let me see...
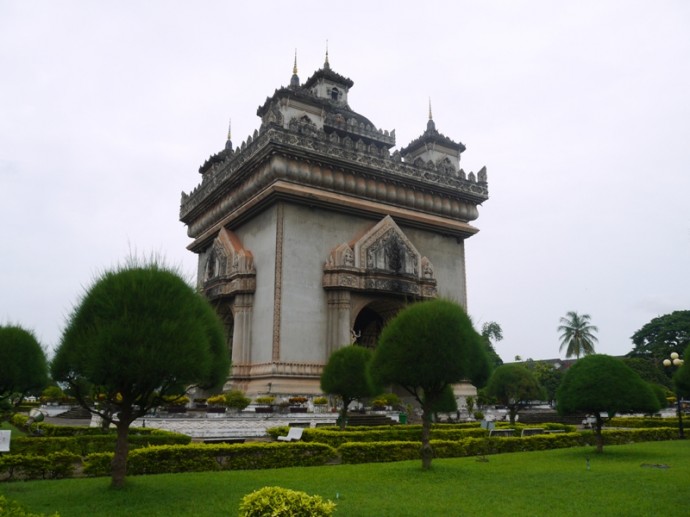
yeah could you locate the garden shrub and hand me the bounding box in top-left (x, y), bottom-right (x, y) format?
top-left (82, 453), bottom-right (113, 477)
top-left (267, 424), bottom-right (575, 447)
top-left (128, 444), bottom-right (220, 474)
top-left (238, 486), bottom-right (335, 517)
top-left (225, 390), bottom-right (251, 410)
top-left (206, 394), bottom-right (226, 406)
top-left (0, 451), bottom-right (80, 481)
top-left (0, 495), bottom-right (60, 517)
top-left (9, 431), bottom-right (190, 456)
top-left (339, 441), bottom-right (421, 464)
top-left (84, 442), bottom-right (338, 477)
top-left (336, 429), bottom-right (674, 464)
top-left (608, 417), bottom-right (678, 429)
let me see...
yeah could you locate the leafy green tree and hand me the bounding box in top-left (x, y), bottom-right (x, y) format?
top-left (321, 345), bottom-right (379, 429)
top-left (628, 311), bottom-right (690, 361)
top-left (529, 362), bottom-right (564, 406)
top-left (485, 364), bottom-right (544, 425)
top-left (51, 263), bottom-right (229, 488)
top-left (556, 354), bottom-right (660, 453)
top-left (558, 311), bottom-right (598, 358)
top-left (481, 321), bottom-right (504, 368)
top-left (621, 357), bottom-right (672, 389)
top-left (371, 299), bottom-right (490, 469)
top-left (0, 325), bottom-right (49, 420)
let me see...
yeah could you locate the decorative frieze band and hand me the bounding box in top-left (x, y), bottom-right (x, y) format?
top-left (232, 361), bottom-right (324, 379)
top-left (180, 126), bottom-right (488, 237)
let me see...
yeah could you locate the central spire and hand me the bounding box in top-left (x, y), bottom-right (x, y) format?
top-left (290, 49), bottom-right (300, 88)
top-left (427, 98), bottom-right (436, 132)
top-left (324, 40), bottom-right (330, 70)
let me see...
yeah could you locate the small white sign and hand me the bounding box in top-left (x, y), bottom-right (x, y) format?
top-left (0, 430), bottom-right (10, 452)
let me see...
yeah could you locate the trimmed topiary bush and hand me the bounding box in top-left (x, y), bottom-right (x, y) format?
top-left (225, 390), bottom-right (251, 410)
top-left (238, 486), bottom-right (336, 516)
top-left (0, 451), bottom-right (80, 481)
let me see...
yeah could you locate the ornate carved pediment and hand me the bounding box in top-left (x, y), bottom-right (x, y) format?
top-left (323, 216), bottom-right (437, 298)
top-left (203, 228), bottom-right (256, 299)
top-left (356, 216), bottom-right (419, 276)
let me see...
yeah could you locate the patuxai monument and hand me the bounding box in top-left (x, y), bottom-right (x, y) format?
top-left (179, 53), bottom-right (489, 397)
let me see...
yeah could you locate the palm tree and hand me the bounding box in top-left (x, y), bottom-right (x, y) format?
top-left (558, 311), bottom-right (598, 358)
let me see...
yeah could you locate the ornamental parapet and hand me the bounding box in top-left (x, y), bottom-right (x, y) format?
top-left (180, 126), bottom-right (488, 234)
top-left (232, 362), bottom-right (324, 379)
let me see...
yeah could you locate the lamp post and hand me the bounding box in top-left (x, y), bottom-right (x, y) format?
top-left (663, 352), bottom-right (685, 439)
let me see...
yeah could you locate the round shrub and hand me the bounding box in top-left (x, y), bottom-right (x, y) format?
top-left (239, 486), bottom-right (336, 516)
top-left (226, 390), bottom-right (251, 410)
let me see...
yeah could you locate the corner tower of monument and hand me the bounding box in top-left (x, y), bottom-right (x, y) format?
top-left (179, 55), bottom-right (489, 396)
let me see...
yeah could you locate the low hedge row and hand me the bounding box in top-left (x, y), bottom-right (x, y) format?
top-left (1, 427), bottom-right (677, 481)
top-left (83, 442), bottom-right (339, 477)
top-left (11, 414), bottom-right (175, 437)
top-left (9, 432), bottom-right (191, 457)
top-left (0, 451), bottom-right (80, 481)
top-left (337, 428), bottom-right (677, 464)
top-left (337, 434), bottom-right (585, 464)
top-left (266, 423), bottom-right (574, 446)
top-left (608, 417), bottom-right (679, 429)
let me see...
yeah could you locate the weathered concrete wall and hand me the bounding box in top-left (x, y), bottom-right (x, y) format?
top-left (279, 204), bottom-right (373, 363)
top-left (401, 225), bottom-right (467, 307)
top-left (234, 207), bottom-right (278, 364)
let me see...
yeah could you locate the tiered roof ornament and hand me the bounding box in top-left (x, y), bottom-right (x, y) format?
top-left (400, 99), bottom-right (467, 172)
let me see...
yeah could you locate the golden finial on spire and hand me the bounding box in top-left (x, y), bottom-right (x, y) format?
top-left (324, 40), bottom-right (330, 69)
top-left (293, 49), bottom-right (298, 75)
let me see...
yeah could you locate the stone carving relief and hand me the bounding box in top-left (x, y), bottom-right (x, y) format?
top-left (357, 216), bottom-right (419, 277)
top-left (288, 115), bottom-right (318, 137)
top-left (323, 215), bottom-right (436, 298)
top-left (202, 228), bottom-right (256, 299)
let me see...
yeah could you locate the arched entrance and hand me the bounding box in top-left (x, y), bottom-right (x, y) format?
top-left (352, 298), bottom-right (404, 349)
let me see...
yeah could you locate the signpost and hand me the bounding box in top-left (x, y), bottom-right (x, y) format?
top-left (0, 430), bottom-right (10, 452)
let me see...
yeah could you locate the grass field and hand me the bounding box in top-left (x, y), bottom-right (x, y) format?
top-left (1, 440), bottom-right (688, 516)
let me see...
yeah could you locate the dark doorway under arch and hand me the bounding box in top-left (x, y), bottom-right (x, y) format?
top-left (353, 307), bottom-right (383, 349)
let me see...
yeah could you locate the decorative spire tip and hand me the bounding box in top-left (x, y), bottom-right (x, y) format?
top-left (324, 40), bottom-right (330, 69)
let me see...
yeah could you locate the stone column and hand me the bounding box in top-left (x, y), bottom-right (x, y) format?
top-left (231, 293), bottom-right (254, 367)
top-left (326, 290), bottom-right (351, 356)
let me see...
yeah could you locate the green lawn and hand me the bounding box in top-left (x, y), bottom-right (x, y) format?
top-left (2, 441), bottom-right (688, 516)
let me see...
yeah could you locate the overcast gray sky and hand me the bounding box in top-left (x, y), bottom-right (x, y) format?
top-left (2, 1), bottom-right (689, 363)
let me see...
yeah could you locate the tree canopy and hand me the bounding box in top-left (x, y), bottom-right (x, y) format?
top-left (621, 357), bottom-right (672, 389)
top-left (628, 310), bottom-right (690, 360)
top-left (557, 354), bottom-right (660, 452)
top-left (0, 325), bottom-right (49, 418)
top-left (320, 344), bottom-right (378, 429)
top-left (51, 263), bottom-right (229, 487)
top-left (485, 364), bottom-right (544, 424)
top-left (371, 299), bottom-right (490, 469)
top-left (481, 321), bottom-right (504, 368)
top-left (558, 311), bottom-right (598, 358)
